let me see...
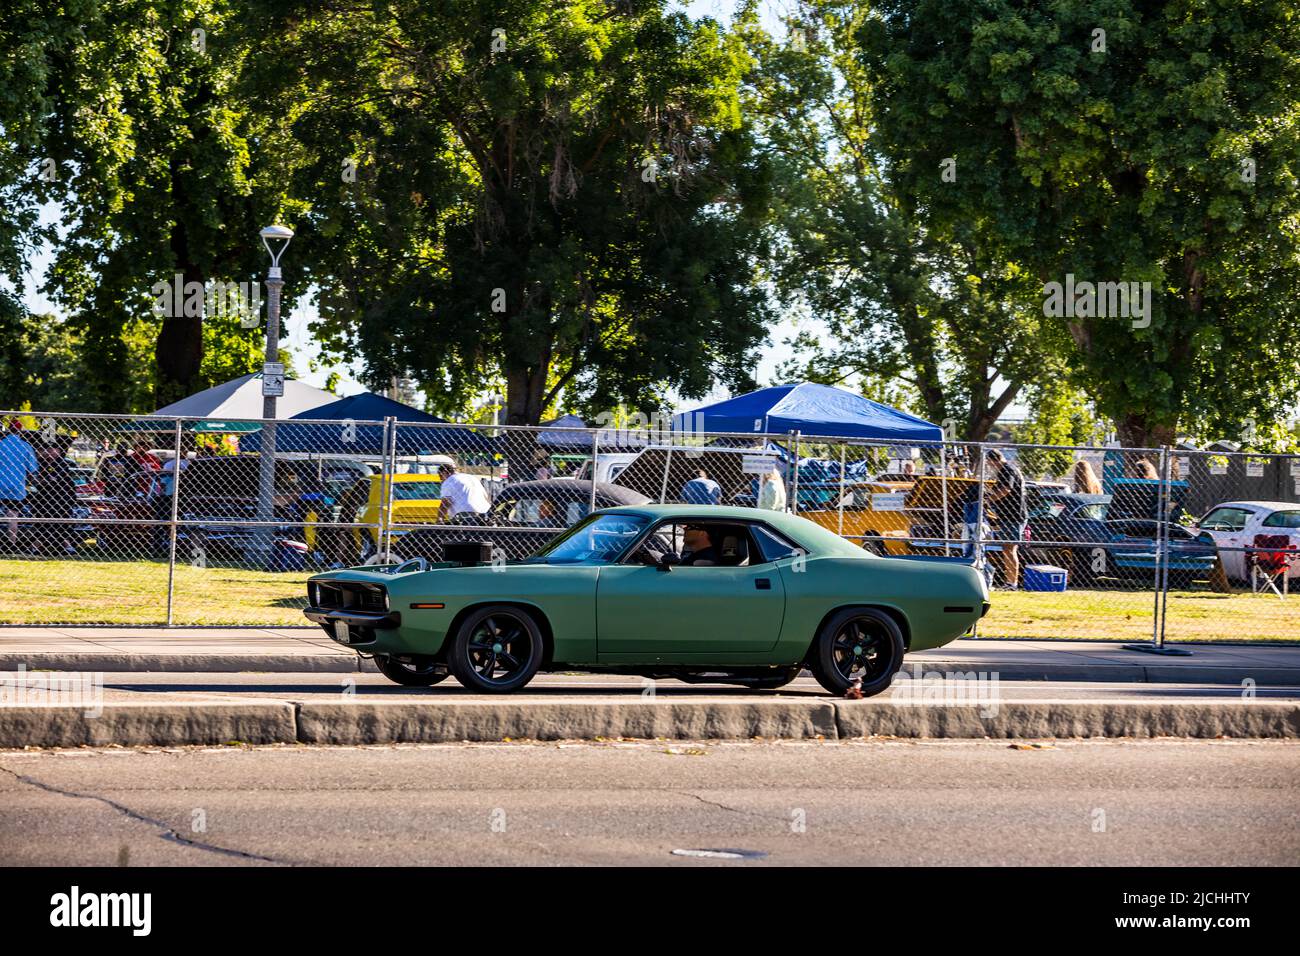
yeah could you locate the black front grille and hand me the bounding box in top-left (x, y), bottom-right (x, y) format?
top-left (312, 582), bottom-right (386, 612)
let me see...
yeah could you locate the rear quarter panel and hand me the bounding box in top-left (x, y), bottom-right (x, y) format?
top-left (773, 554), bottom-right (985, 657)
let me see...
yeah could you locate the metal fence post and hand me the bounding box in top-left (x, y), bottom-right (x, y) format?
top-left (164, 417), bottom-right (183, 625)
top-left (380, 416), bottom-right (398, 558)
top-left (1124, 445), bottom-right (1191, 655)
top-left (659, 440), bottom-right (673, 504)
top-left (940, 443), bottom-right (950, 556)
top-left (789, 430), bottom-right (801, 514)
top-left (837, 444), bottom-right (846, 532)
top-left (588, 430), bottom-right (600, 516)
top-left (975, 443), bottom-right (988, 580)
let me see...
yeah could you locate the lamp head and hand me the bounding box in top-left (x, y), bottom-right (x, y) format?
top-left (259, 224), bottom-right (294, 277)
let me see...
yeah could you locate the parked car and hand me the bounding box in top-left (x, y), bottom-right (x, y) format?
top-left (1025, 492), bottom-right (1219, 586)
top-left (802, 475), bottom-right (985, 555)
top-left (176, 455), bottom-right (370, 560)
top-left (304, 504), bottom-right (989, 695)
top-left (372, 479), bottom-right (649, 564)
top-left (1196, 500), bottom-right (1300, 583)
top-left (329, 473), bottom-right (445, 563)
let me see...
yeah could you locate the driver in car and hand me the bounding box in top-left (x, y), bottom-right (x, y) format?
top-left (681, 525), bottom-right (719, 566)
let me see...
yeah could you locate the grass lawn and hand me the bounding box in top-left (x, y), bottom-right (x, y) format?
top-left (0, 557), bottom-right (1294, 641)
top-left (982, 587), bottom-right (1298, 643)
top-left (0, 557), bottom-right (309, 626)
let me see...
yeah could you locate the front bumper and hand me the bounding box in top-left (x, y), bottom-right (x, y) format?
top-left (303, 606), bottom-right (401, 646)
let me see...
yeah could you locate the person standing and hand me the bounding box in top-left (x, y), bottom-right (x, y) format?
top-left (757, 467), bottom-right (787, 512)
top-left (1070, 459), bottom-right (1102, 495)
top-left (30, 439), bottom-right (79, 555)
top-left (680, 469), bottom-right (722, 505)
top-left (438, 462), bottom-right (490, 521)
top-left (0, 421), bottom-right (39, 551)
top-left (986, 448), bottom-right (1027, 589)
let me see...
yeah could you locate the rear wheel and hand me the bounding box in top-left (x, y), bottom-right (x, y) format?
top-left (447, 605), bottom-right (544, 693)
top-left (374, 654), bottom-right (449, 687)
top-left (809, 608), bottom-right (905, 697)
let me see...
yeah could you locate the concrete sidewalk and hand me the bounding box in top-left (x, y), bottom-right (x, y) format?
top-left (1, 627), bottom-right (1299, 685)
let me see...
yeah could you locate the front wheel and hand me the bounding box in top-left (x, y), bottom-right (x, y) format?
top-left (374, 654), bottom-right (449, 686)
top-left (809, 608), bottom-right (905, 697)
top-left (447, 605), bottom-right (544, 693)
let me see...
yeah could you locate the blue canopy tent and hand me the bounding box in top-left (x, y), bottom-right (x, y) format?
top-left (239, 392), bottom-right (495, 455)
top-left (672, 382), bottom-right (943, 443)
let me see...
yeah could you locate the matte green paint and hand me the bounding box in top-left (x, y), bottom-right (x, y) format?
top-left (306, 505), bottom-right (988, 667)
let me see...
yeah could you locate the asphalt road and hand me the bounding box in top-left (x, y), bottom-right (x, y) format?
top-left (2, 739), bottom-right (1296, 865)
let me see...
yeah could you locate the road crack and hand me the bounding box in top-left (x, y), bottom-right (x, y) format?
top-left (0, 762), bottom-right (293, 865)
top-left (670, 789), bottom-right (789, 822)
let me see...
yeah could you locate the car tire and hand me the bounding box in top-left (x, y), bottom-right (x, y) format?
top-left (374, 654), bottom-right (449, 687)
top-left (447, 605), bottom-right (544, 693)
top-left (809, 607), bottom-right (905, 697)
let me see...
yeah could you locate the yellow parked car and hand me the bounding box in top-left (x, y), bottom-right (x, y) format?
top-left (802, 475), bottom-right (986, 555)
top-left (316, 473), bottom-right (444, 564)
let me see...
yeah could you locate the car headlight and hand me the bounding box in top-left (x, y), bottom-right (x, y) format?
top-left (308, 582), bottom-right (320, 606)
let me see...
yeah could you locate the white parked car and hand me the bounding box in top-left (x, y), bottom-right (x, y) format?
top-left (1197, 500), bottom-right (1300, 581)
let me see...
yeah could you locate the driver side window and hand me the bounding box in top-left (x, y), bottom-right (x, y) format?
top-left (633, 521), bottom-right (760, 568)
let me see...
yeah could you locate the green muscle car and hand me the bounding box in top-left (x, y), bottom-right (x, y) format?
top-left (303, 505), bottom-right (989, 696)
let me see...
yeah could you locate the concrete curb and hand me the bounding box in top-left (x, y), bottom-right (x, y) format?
top-left (296, 700), bottom-right (840, 744)
top-left (2, 699), bottom-right (1297, 748)
top-left (834, 701), bottom-right (1300, 739)
top-left (0, 702), bottom-right (297, 748)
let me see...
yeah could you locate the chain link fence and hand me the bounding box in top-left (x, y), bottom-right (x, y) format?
top-left (0, 409), bottom-right (1295, 643)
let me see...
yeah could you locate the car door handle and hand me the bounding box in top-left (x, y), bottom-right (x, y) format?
top-left (755, 578), bottom-right (771, 590)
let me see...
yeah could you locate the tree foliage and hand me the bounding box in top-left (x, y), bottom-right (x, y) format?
top-left (859, 0), bottom-right (1300, 446)
top-left (246, 0), bottom-right (773, 424)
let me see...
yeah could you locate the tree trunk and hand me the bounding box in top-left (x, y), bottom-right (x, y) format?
top-left (155, 220), bottom-right (205, 407)
top-left (1114, 414), bottom-right (1175, 450)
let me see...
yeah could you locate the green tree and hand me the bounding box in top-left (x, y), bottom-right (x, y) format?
top-left (739, 1), bottom-right (1060, 441)
top-left (31, 0), bottom-right (297, 410)
top-left (249, 0), bottom-right (773, 425)
top-left (859, 0), bottom-right (1300, 447)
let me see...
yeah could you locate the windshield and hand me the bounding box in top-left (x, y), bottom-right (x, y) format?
top-left (392, 481), bottom-right (443, 500)
top-left (530, 513), bottom-right (649, 564)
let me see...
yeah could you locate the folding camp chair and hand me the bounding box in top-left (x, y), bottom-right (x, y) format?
top-left (1249, 533), bottom-right (1296, 598)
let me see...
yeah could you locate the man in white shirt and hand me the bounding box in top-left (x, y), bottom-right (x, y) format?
top-left (438, 462), bottom-right (490, 520)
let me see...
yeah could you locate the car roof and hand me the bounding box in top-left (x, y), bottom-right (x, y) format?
top-left (499, 479), bottom-right (650, 505)
top-left (595, 504), bottom-right (868, 557)
top-left (1049, 492), bottom-right (1111, 506)
top-left (1208, 501), bottom-right (1299, 512)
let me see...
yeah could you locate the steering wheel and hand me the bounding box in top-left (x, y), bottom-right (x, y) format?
top-left (392, 556), bottom-right (429, 574)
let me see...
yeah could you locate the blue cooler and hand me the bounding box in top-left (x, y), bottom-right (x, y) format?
top-left (1023, 564), bottom-right (1068, 591)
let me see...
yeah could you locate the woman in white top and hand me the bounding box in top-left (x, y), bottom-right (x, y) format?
top-left (757, 467), bottom-right (787, 512)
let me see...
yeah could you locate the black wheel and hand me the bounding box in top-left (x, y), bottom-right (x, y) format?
top-left (809, 608), bottom-right (905, 697)
top-left (374, 654), bottom-right (449, 687)
top-left (447, 605), bottom-right (544, 693)
top-left (747, 666), bottom-right (802, 690)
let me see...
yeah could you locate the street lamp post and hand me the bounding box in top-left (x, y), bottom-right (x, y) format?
top-left (252, 225), bottom-right (293, 568)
